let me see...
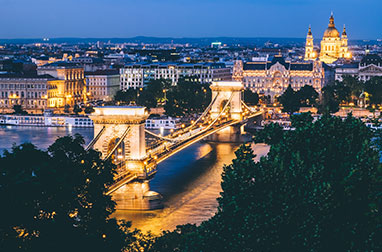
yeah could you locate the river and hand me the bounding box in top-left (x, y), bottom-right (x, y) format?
top-left (0, 126), bottom-right (269, 234)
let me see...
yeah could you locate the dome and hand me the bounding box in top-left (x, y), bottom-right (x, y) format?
top-left (323, 27), bottom-right (340, 38)
top-left (323, 14), bottom-right (340, 38)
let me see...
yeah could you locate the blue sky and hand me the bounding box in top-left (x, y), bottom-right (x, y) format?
top-left (0, 0), bottom-right (380, 39)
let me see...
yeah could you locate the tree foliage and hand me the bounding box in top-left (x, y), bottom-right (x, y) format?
top-left (114, 79), bottom-right (171, 109)
top-left (73, 103), bottom-right (83, 114)
top-left (243, 89), bottom-right (259, 106)
top-left (0, 135), bottom-right (150, 251)
top-left (164, 79), bottom-right (211, 117)
top-left (278, 85), bottom-right (319, 114)
top-left (151, 114), bottom-right (382, 251)
top-left (365, 77), bottom-right (382, 105)
top-left (317, 82), bottom-right (350, 114)
top-left (296, 85), bottom-right (319, 107)
top-left (12, 105), bottom-right (28, 115)
top-left (278, 84), bottom-right (300, 114)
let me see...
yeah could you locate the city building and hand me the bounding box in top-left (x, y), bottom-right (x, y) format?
top-left (0, 75), bottom-right (53, 113)
top-left (37, 62), bottom-right (86, 108)
top-left (233, 55), bottom-right (326, 99)
top-left (85, 70), bottom-right (120, 101)
top-left (120, 62), bottom-right (231, 90)
top-left (335, 54), bottom-right (382, 81)
top-left (304, 14), bottom-right (351, 63)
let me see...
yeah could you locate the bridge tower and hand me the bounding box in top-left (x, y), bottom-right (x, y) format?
top-left (208, 81), bottom-right (246, 142)
top-left (89, 106), bottom-right (149, 178)
top-left (89, 106), bottom-right (162, 210)
top-left (210, 81), bottom-right (244, 120)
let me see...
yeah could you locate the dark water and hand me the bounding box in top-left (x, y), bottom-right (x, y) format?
top-left (0, 126), bottom-right (269, 234)
top-left (0, 125), bottom-right (94, 152)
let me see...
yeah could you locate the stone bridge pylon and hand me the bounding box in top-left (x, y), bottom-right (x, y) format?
top-left (210, 81), bottom-right (244, 120)
top-left (89, 106), bottom-right (149, 179)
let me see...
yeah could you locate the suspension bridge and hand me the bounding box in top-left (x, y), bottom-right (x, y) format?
top-left (87, 81), bottom-right (264, 210)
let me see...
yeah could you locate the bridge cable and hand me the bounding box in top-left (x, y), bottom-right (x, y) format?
top-left (103, 126), bottom-right (131, 161)
top-left (174, 93), bottom-right (234, 142)
top-left (184, 91), bottom-right (220, 131)
top-left (85, 126), bottom-right (106, 151)
top-left (147, 93), bottom-right (233, 155)
top-left (241, 100), bottom-right (255, 112)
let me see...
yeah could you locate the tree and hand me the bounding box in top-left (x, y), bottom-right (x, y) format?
top-left (151, 114), bottom-right (382, 251)
top-left (295, 85), bottom-right (319, 106)
top-left (0, 135), bottom-right (147, 251)
top-left (341, 75), bottom-right (364, 102)
top-left (164, 79), bottom-right (211, 117)
top-left (64, 104), bottom-right (70, 114)
top-left (318, 84), bottom-right (342, 114)
top-left (365, 77), bottom-right (382, 105)
top-left (12, 104), bottom-right (28, 115)
top-left (73, 103), bottom-right (82, 114)
top-left (278, 85), bottom-right (300, 114)
top-left (84, 106), bottom-right (95, 114)
top-left (114, 89), bottom-right (138, 104)
top-left (243, 89), bottom-right (259, 106)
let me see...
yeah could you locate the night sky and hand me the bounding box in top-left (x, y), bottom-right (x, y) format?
top-left (0, 0), bottom-right (380, 39)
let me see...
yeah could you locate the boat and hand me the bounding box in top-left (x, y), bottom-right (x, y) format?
top-left (0, 113), bottom-right (93, 128)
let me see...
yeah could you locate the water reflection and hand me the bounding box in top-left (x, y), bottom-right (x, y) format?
top-left (0, 126), bottom-right (93, 152)
top-left (113, 142), bottom-right (240, 234)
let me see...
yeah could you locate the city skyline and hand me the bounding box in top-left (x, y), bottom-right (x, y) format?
top-left (0, 0), bottom-right (381, 40)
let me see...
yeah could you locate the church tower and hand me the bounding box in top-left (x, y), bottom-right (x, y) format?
top-left (304, 25), bottom-right (316, 61)
top-left (340, 25), bottom-right (351, 59)
top-left (319, 13), bottom-right (342, 63)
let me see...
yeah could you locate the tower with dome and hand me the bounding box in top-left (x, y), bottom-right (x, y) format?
top-left (304, 13), bottom-right (351, 64)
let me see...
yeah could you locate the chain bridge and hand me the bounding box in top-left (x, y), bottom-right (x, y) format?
top-left (87, 81), bottom-right (264, 210)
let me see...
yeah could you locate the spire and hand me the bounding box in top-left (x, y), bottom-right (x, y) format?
top-left (342, 24), bottom-right (347, 36)
top-left (329, 12), bottom-right (335, 28)
top-left (307, 25), bottom-right (312, 36)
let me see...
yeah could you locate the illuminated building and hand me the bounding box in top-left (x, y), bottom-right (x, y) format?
top-left (335, 54), bottom-right (382, 82)
top-left (233, 55), bottom-right (326, 99)
top-left (0, 75), bottom-right (52, 113)
top-left (85, 70), bottom-right (120, 102)
top-left (38, 62), bottom-right (86, 108)
top-left (120, 62), bottom-right (231, 90)
top-left (305, 13), bottom-right (351, 64)
top-left (304, 26), bottom-right (316, 61)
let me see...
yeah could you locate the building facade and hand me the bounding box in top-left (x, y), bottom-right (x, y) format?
top-left (305, 14), bottom-right (351, 64)
top-left (335, 54), bottom-right (382, 82)
top-left (120, 62), bottom-right (231, 90)
top-left (85, 70), bottom-right (120, 101)
top-left (0, 75), bottom-right (52, 113)
top-left (38, 62), bottom-right (86, 108)
top-left (233, 55), bottom-right (325, 99)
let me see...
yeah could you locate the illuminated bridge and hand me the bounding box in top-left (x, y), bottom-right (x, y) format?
top-left (87, 81), bottom-right (264, 210)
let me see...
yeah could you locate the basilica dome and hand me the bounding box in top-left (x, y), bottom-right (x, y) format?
top-left (323, 14), bottom-right (340, 38)
top-left (323, 27), bottom-right (340, 38)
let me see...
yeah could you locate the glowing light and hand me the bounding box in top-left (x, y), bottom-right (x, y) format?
top-left (92, 106), bottom-right (147, 116)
